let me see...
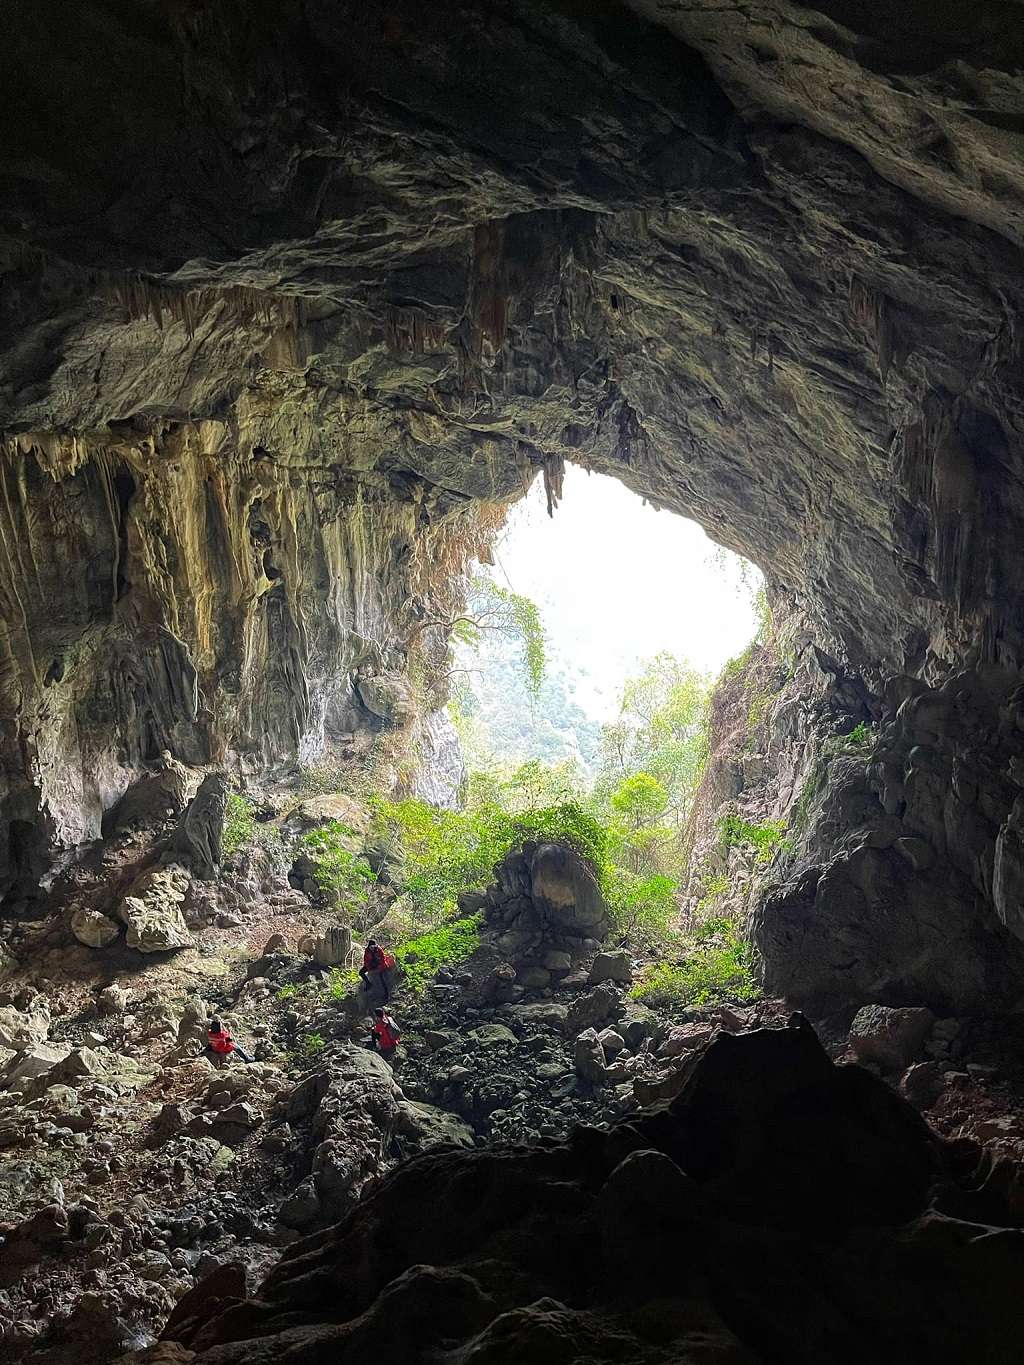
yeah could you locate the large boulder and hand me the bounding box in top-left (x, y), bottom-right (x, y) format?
top-left (314, 923), bottom-right (355, 968)
top-left (848, 1005), bottom-right (936, 1072)
top-left (2, 1042), bottom-right (71, 1089)
top-left (527, 842), bottom-right (612, 938)
top-left (394, 1101), bottom-right (475, 1152)
top-left (356, 672), bottom-right (416, 725)
top-left (588, 950), bottom-right (632, 985)
top-left (118, 865), bottom-right (191, 953)
top-left (105, 755), bottom-right (201, 834)
top-left (484, 841), bottom-right (613, 976)
top-left (70, 905), bottom-right (120, 948)
top-left (282, 793), bottom-right (372, 840)
top-left (0, 1000), bottom-right (50, 1050)
top-left (565, 983), bottom-right (623, 1038)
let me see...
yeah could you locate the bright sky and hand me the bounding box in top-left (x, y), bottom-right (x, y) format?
top-left (493, 464), bottom-right (761, 721)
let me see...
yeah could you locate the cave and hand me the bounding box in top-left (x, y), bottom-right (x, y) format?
top-left (2, 2), bottom-right (1024, 1362)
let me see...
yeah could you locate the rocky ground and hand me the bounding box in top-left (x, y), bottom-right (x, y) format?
top-left (1, 775), bottom-right (1023, 1361)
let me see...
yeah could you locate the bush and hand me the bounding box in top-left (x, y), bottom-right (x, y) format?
top-left (606, 868), bottom-right (677, 941)
top-left (631, 932), bottom-right (759, 1009)
top-left (394, 912), bottom-right (484, 996)
top-left (222, 792), bottom-right (285, 865)
top-left (299, 822), bottom-right (376, 905)
top-left (718, 814), bottom-right (791, 863)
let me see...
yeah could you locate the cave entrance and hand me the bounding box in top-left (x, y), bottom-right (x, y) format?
top-left (450, 462), bottom-right (762, 941)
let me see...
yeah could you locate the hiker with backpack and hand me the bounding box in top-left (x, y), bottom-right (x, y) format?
top-left (369, 1005), bottom-right (401, 1064)
top-left (359, 938), bottom-right (395, 1002)
top-left (206, 1017), bottom-right (254, 1065)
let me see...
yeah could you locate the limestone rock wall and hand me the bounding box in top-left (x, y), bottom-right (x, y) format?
top-left (0, 420), bottom-right (494, 896)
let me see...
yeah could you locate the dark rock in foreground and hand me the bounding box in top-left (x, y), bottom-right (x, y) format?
top-left (165, 1021), bottom-right (1024, 1364)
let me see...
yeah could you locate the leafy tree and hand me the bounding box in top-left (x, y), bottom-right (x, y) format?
top-left (606, 868), bottom-right (677, 941)
top-left (442, 573), bottom-right (546, 700)
top-left (595, 653), bottom-right (710, 831)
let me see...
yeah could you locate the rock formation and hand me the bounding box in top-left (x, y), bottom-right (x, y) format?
top-left (163, 1024), bottom-right (1024, 1365)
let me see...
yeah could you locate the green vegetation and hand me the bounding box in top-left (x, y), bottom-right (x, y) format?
top-left (223, 793), bottom-right (256, 856)
top-left (696, 873), bottom-right (729, 915)
top-left (631, 927), bottom-right (759, 1009)
top-left (606, 869), bottom-right (677, 940)
top-left (286, 1030), bottom-right (327, 1067)
top-left (456, 574), bottom-right (547, 700)
top-left (394, 912), bottom-right (484, 996)
top-left (718, 814), bottom-right (791, 863)
top-left (276, 984), bottom-right (301, 1001)
top-left (299, 821), bottom-right (376, 905)
top-left (222, 792), bottom-right (284, 864)
top-left (594, 653), bottom-right (710, 835)
top-left (327, 967), bottom-right (359, 998)
top-left (371, 796), bottom-right (609, 926)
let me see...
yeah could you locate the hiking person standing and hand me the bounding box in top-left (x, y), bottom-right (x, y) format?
top-left (359, 938), bottom-right (394, 1002)
top-left (368, 1006), bottom-right (400, 1064)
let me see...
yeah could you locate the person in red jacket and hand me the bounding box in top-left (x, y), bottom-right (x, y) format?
top-left (369, 1006), bottom-right (400, 1063)
top-left (206, 1018), bottom-right (253, 1065)
top-left (359, 938), bottom-right (392, 1002)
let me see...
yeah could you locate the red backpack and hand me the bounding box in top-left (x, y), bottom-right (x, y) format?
top-left (381, 950), bottom-right (396, 971)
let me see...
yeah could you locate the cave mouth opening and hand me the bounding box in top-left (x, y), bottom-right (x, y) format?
top-left (448, 460), bottom-right (763, 946)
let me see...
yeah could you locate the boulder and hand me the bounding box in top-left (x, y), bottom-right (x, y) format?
top-left (588, 950), bottom-right (632, 986)
top-left (541, 949), bottom-right (573, 972)
top-left (97, 984), bottom-right (129, 1014)
top-left (574, 1029), bottom-right (608, 1087)
top-left (394, 1101), bottom-right (475, 1150)
top-left (105, 757), bottom-right (200, 833)
top-left (515, 966), bottom-right (551, 989)
top-left (356, 672), bottom-right (417, 725)
top-left (566, 983), bottom-right (622, 1037)
top-left (282, 793), bottom-right (371, 839)
top-left (900, 1062), bottom-right (945, 1110)
top-left (118, 865), bottom-right (192, 953)
top-left (660, 1024), bottom-right (717, 1059)
top-left (314, 923), bottom-right (354, 968)
top-left (70, 906), bottom-right (120, 949)
top-left (502, 1001), bottom-right (569, 1030)
top-left (468, 1024), bottom-right (517, 1048)
top-left (597, 1028), bottom-right (626, 1059)
top-left (2, 1041), bottom-right (71, 1087)
top-left (0, 1000), bottom-right (50, 1050)
top-left (848, 1005), bottom-right (936, 1072)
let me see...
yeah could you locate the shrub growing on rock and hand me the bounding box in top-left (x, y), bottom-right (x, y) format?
top-left (632, 928), bottom-right (759, 1009)
top-left (299, 821), bottom-right (376, 906)
top-left (394, 912), bottom-right (484, 995)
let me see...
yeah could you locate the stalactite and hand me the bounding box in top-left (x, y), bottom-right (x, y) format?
top-left (541, 453), bottom-right (565, 517)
